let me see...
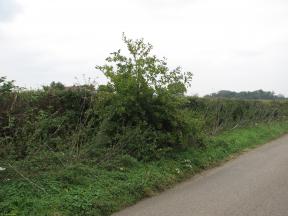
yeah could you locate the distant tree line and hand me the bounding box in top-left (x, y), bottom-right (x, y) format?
top-left (205, 90), bottom-right (286, 100)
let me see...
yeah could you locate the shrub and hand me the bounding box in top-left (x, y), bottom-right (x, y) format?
top-left (92, 34), bottom-right (194, 159)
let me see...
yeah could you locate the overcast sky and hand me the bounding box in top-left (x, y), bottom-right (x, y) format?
top-left (1, 0), bottom-right (288, 96)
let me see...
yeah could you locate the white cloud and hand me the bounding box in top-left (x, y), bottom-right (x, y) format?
top-left (1, 0), bottom-right (288, 96)
top-left (0, 0), bottom-right (21, 22)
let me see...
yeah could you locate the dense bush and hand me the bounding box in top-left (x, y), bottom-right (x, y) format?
top-left (0, 83), bottom-right (95, 159)
top-left (92, 34), bottom-right (193, 159)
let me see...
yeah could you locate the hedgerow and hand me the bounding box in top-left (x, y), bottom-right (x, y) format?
top-left (1, 84), bottom-right (287, 161)
top-left (0, 34), bottom-right (287, 162)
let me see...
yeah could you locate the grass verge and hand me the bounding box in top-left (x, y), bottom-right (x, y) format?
top-left (1, 120), bottom-right (288, 216)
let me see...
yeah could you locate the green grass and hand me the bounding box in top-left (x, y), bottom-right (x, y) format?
top-left (1, 121), bottom-right (288, 216)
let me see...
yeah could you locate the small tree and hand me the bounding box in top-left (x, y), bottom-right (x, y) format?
top-left (96, 34), bottom-right (192, 98)
top-left (94, 34), bottom-right (194, 159)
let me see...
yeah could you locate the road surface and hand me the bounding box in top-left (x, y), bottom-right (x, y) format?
top-left (113, 134), bottom-right (288, 216)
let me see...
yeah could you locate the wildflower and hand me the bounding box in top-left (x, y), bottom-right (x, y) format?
top-left (0, 167), bottom-right (6, 171)
top-left (175, 168), bottom-right (181, 174)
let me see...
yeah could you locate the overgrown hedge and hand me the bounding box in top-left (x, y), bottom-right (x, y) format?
top-left (2, 36), bottom-right (287, 163)
top-left (185, 97), bottom-right (288, 134)
top-left (0, 87), bottom-right (94, 159)
top-left (1, 87), bottom-right (287, 161)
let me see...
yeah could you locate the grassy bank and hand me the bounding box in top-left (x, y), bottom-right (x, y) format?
top-left (1, 120), bottom-right (288, 216)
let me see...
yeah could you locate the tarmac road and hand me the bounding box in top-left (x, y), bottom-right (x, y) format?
top-left (113, 134), bottom-right (288, 216)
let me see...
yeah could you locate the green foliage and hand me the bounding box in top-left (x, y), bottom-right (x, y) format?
top-left (93, 34), bottom-right (193, 159)
top-left (96, 34), bottom-right (192, 95)
top-left (185, 97), bottom-right (288, 134)
top-left (0, 83), bottom-right (95, 159)
top-left (43, 81), bottom-right (65, 91)
top-left (1, 82), bottom-right (288, 161)
top-left (0, 76), bottom-right (16, 94)
top-left (206, 89), bottom-right (286, 100)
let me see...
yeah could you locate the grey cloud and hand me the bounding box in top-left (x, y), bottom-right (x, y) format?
top-left (0, 0), bottom-right (21, 22)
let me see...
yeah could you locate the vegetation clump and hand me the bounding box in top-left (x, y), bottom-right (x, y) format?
top-left (93, 34), bottom-right (193, 160)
